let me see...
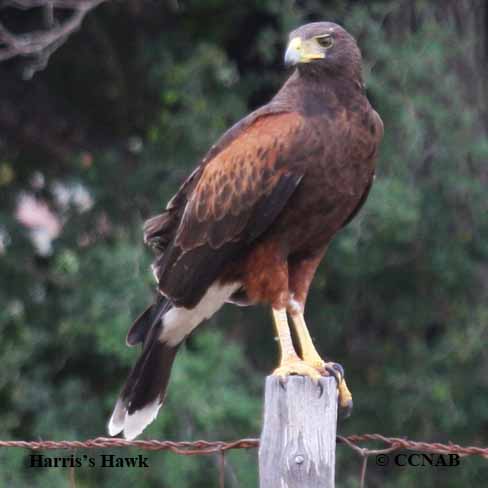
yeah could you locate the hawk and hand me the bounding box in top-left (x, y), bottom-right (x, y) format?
top-left (108, 21), bottom-right (383, 440)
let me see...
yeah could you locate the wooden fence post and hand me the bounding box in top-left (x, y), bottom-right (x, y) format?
top-left (258, 375), bottom-right (337, 487)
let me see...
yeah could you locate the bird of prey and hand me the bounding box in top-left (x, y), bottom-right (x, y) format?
top-left (108, 21), bottom-right (383, 440)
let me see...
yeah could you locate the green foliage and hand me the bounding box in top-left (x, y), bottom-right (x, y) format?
top-left (0, 1), bottom-right (487, 486)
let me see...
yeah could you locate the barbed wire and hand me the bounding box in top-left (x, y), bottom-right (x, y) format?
top-left (340, 433), bottom-right (488, 458)
top-left (336, 434), bottom-right (488, 488)
top-left (0, 437), bottom-right (258, 455)
top-left (1, 434), bottom-right (487, 458)
top-left (1, 434), bottom-right (486, 488)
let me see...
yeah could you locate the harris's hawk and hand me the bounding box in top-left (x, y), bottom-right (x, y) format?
top-left (109, 22), bottom-right (383, 440)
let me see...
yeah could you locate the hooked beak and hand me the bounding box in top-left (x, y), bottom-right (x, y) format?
top-left (284, 36), bottom-right (326, 67)
top-left (284, 37), bottom-right (303, 66)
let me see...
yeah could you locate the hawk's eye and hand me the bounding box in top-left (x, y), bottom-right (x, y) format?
top-left (316, 35), bottom-right (333, 48)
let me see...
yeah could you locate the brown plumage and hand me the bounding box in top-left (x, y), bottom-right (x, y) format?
top-left (109, 21), bottom-right (383, 440)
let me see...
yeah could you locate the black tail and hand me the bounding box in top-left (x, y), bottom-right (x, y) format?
top-left (108, 297), bottom-right (179, 440)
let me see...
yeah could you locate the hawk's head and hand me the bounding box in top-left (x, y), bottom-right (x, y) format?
top-left (284, 22), bottom-right (362, 80)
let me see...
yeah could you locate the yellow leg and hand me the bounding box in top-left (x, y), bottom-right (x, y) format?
top-left (289, 310), bottom-right (324, 367)
top-left (290, 311), bottom-right (353, 409)
top-left (271, 308), bottom-right (321, 380)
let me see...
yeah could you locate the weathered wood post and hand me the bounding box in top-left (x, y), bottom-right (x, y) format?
top-left (259, 375), bottom-right (337, 487)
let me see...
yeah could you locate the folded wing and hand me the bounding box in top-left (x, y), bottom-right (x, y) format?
top-left (146, 111), bottom-right (320, 307)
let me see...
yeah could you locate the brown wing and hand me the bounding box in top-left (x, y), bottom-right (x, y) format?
top-left (149, 111), bottom-right (320, 307)
top-left (144, 104), bottom-right (287, 251)
top-left (175, 112), bottom-right (306, 250)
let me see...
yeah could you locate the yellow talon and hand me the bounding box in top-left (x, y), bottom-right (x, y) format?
top-left (288, 310), bottom-right (354, 414)
top-left (318, 360), bottom-right (353, 414)
top-left (272, 357), bottom-right (323, 382)
top-left (271, 306), bottom-right (353, 414)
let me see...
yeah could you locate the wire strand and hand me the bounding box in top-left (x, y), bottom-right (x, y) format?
top-left (0, 434), bottom-right (487, 458)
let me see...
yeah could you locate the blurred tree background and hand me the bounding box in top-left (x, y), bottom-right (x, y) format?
top-left (0, 0), bottom-right (487, 486)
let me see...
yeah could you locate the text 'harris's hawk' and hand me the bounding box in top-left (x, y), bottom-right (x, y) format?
top-left (109, 21), bottom-right (383, 440)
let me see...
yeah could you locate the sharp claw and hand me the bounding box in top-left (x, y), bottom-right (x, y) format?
top-left (317, 381), bottom-right (324, 398)
top-left (321, 362), bottom-right (353, 418)
top-left (324, 364), bottom-right (342, 386)
top-left (279, 376), bottom-right (288, 390)
top-left (331, 362), bottom-right (344, 378)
